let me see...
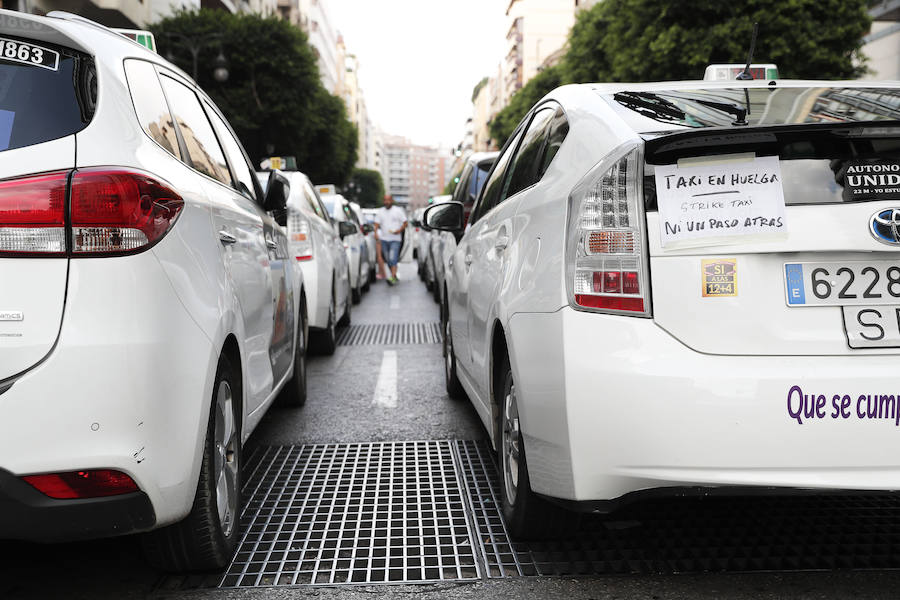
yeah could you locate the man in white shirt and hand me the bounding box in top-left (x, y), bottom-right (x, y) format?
top-left (373, 195), bottom-right (407, 285)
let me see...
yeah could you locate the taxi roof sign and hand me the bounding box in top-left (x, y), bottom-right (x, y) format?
top-left (113, 29), bottom-right (156, 52)
top-left (703, 63), bottom-right (778, 81)
top-left (317, 184), bottom-right (336, 195)
top-left (260, 156), bottom-right (298, 171)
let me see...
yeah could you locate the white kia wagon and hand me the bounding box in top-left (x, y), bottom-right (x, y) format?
top-left (426, 78), bottom-right (900, 538)
top-left (0, 11), bottom-right (307, 570)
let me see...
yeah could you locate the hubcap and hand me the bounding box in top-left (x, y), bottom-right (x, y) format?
top-left (214, 380), bottom-right (238, 538)
top-left (501, 380), bottom-right (520, 506)
top-left (443, 317), bottom-right (453, 380)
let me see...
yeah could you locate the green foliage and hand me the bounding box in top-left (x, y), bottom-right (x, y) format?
top-left (151, 9), bottom-right (357, 186)
top-left (561, 0), bottom-right (871, 83)
top-left (489, 0), bottom-right (871, 147)
top-left (342, 168), bottom-right (385, 208)
top-left (489, 65), bottom-right (563, 148)
top-left (471, 76), bottom-right (489, 103)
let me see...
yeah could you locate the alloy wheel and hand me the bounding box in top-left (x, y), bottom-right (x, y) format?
top-left (501, 380), bottom-right (521, 506)
top-left (214, 379), bottom-right (238, 538)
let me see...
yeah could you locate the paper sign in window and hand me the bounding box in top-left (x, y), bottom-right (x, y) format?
top-left (655, 155), bottom-right (787, 249)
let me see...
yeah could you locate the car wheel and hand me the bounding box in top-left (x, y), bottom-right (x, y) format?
top-left (142, 355), bottom-right (241, 571)
top-left (432, 274), bottom-right (441, 304)
top-left (352, 265), bottom-right (362, 304)
top-left (442, 298), bottom-right (464, 400)
top-left (278, 296), bottom-right (307, 407)
top-left (340, 269), bottom-right (354, 325)
top-left (313, 289), bottom-right (337, 355)
top-left (497, 355), bottom-right (574, 539)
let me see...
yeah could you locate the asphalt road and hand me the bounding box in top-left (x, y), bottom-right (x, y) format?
top-left (4, 259), bottom-right (900, 599)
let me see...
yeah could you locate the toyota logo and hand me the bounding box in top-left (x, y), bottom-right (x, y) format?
top-left (870, 208), bottom-right (900, 245)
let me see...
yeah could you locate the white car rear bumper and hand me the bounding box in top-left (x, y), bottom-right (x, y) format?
top-left (508, 308), bottom-right (900, 506)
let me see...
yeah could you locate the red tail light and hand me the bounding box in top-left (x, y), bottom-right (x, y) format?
top-left (22, 469), bottom-right (139, 499)
top-left (70, 168), bottom-right (184, 255)
top-left (288, 211), bottom-right (313, 261)
top-left (0, 171), bottom-right (69, 256)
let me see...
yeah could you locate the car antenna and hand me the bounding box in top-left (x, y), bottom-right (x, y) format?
top-left (731, 22), bottom-right (759, 126)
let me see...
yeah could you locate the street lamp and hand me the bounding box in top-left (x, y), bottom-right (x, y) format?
top-left (160, 31), bottom-right (229, 83)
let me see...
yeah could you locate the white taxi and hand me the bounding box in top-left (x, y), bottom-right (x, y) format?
top-left (0, 11), bottom-right (306, 570)
top-left (426, 77), bottom-right (900, 537)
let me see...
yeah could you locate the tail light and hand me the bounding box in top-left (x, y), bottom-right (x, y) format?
top-left (0, 171), bottom-right (69, 256)
top-left (0, 168), bottom-right (182, 257)
top-left (565, 142), bottom-right (651, 316)
top-left (71, 168), bottom-right (183, 255)
top-left (289, 211), bottom-right (313, 261)
top-left (22, 469), bottom-right (139, 499)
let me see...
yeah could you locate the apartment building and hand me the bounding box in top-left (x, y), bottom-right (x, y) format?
top-left (382, 136), bottom-right (450, 210)
top-left (862, 0), bottom-right (900, 80)
top-left (503, 0), bottom-right (575, 103)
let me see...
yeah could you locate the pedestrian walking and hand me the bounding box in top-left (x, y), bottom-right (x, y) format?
top-left (373, 195), bottom-right (407, 286)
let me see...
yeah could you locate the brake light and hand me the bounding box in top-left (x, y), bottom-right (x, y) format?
top-left (566, 142), bottom-right (651, 316)
top-left (70, 168), bottom-right (183, 254)
top-left (289, 211), bottom-right (313, 261)
top-left (0, 171), bottom-right (69, 255)
top-left (22, 469), bottom-right (139, 499)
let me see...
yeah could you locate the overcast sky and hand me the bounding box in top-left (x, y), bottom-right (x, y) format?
top-left (327, 0), bottom-right (508, 148)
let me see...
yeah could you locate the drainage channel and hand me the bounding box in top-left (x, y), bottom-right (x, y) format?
top-left (336, 322), bottom-right (441, 346)
top-left (159, 440), bottom-right (900, 592)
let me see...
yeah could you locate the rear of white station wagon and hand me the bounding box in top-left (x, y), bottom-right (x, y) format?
top-left (499, 81), bottom-right (900, 531)
top-left (0, 11), bottom-right (297, 569)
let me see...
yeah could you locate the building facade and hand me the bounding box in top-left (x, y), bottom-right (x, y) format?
top-left (382, 135), bottom-right (450, 210)
top-left (4, 0), bottom-right (200, 27)
top-left (862, 1), bottom-right (900, 80)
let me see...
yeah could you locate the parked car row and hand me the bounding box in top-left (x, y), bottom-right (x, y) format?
top-left (0, 9), bottom-right (377, 573)
top-left (424, 72), bottom-right (900, 538)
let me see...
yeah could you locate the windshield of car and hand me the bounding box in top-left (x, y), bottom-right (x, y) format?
top-left (0, 40), bottom-right (95, 151)
top-left (608, 87), bottom-right (900, 132)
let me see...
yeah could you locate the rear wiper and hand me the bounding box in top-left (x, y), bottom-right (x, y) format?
top-left (613, 92), bottom-right (687, 123)
top-left (690, 97), bottom-right (748, 127)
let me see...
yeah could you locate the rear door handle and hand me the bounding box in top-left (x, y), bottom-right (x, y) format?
top-left (218, 230), bottom-right (237, 245)
top-left (495, 235), bottom-right (509, 251)
top-left (464, 254), bottom-right (474, 267)
top-left (266, 239), bottom-right (278, 250)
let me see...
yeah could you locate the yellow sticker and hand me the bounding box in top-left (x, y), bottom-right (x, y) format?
top-left (702, 259), bottom-right (737, 297)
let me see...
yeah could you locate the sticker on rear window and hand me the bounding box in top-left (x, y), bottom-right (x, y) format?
top-left (702, 259), bottom-right (737, 297)
top-left (0, 38), bottom-right (59, 71)
top-left (842, 161), bottom-right (900, 202)
top-left (655, 154), bottom-right (787, 249)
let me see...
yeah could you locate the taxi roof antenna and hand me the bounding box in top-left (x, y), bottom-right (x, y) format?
top-left (736, 22), bottom-right (759, 81)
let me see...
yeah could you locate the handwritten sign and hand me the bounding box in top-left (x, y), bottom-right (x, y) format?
top-left (655, 155), bottom-right (787, 249)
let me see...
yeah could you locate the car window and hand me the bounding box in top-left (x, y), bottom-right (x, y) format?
top-left (159, 75), bottom-right (231, 186)
top-left (124, 60), bottom-right (180, 159)
top-left (452, 163), bottom-right (473, 204)
top-left (504, 107), bottom-right (555, 199)
top-left (471, 158), bottom-right (494, 205)
top-left (203, 101), bottom-right (258, 202)
top-left (309, 185), bottom-right (333, 223)
top-left (0, 40), bottom-right (94, 152)
top-left (536, 107), bottom-right (569, 180)
top-left (471, 128), bottom-right (524, 223)
top-left (302, 180), bottom-right (326, 220)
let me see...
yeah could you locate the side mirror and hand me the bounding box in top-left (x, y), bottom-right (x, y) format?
top-left (423, 201), bottom-right (464, 232)
top-left (263, 170), bottom-right (290, 225)
top-left (361, 223), bottom-right (374, 235)
top-left (338, 221), bottom-right (357, 239)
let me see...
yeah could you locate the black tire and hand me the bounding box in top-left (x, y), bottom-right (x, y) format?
top-left (432, 274), bottom-right (441, 304)
top-left (142, 355), bottom-right (242, 571)
top-left (278, 296), bottom-right (307, 407)
top-left (351, 265), bottom-right (362, 305)
top-left (497, 354), bottom-right (576, 539)
top-left (312, 287), bottom-right (337, 355)
top-left (442, 296), bottom-right (464, 400)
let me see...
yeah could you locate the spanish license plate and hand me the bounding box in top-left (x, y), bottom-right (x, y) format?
top-left (784, 261), bottom-right (900, 306)
top-left (842, 306), bottom-right (900, 348)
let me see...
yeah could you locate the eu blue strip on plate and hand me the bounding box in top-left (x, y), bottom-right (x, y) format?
top-left (784, 263), bottom-right (805, 305)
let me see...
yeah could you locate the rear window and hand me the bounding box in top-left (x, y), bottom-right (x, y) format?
top-left (0, 38), bottom-right (95, 151)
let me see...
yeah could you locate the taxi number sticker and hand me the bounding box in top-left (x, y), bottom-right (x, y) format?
top-left (0, 38), bottom-right (59, 71)
top-left (702, 259), bottom-right (737, 297)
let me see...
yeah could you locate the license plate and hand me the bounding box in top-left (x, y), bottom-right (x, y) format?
top-left (843, 306), bottom-right (900, 348)
top-left (0, 37), bottom-right (59, 71)
top-left (784, 261), bottom-right (900, 306)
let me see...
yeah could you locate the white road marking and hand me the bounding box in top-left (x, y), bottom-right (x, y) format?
top-left (390, 296), bottom-right (400, 310)
top-left (372, 350), bottom-right (398, 408)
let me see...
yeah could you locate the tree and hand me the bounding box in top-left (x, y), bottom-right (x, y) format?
top-left (151, 9), bottom-right (358, 186)
top-left (562, 0), bottom-right (871, 84)
top-left (342, 169), bottom-right (385, 208)
top-left (489, 65), bottom-right (564, 148)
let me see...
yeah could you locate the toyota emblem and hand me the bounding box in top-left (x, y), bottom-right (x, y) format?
top-left (870, 208), bottom-right (900, 245)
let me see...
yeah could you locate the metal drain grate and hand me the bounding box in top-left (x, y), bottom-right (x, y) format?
top-left (336, 323), bottom-right (441, 346)
top-left (455, 439), bottom-right (900, 577)
top-left (216, 441), bottom-right (479, 588)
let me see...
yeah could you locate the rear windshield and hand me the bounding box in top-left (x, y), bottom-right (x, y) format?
top-left (0, 38), bottom-right (95, 151)
top-left (609, 87), bottom-right (900, 131)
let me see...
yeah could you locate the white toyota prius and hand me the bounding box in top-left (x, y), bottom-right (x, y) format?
top-left (425, 75), bottom-right (900, 537)
top-left (0, 10), bottom-right (307, 570)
